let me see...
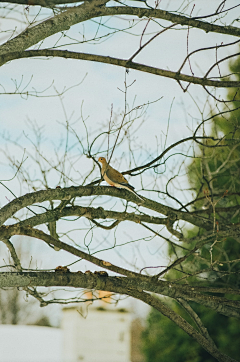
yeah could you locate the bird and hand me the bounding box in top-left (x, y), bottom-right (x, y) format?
top-left (98, 157), bottom-right (144, 201)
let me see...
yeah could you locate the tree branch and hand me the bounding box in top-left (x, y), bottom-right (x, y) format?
top-left (126, 289), bottom-right (238, 362)
top-left (0, 0), bottom-right (109, 58)
top-left (106, 6), bottom-right (240, 38)
top-left (1, 272), bottom-right (239, 319)
top-left (16, 205), bottom-right (168, 228)
top-left (1, 2), bottom-right (240, 38)
top-left (1, 49), bottom-right (240, 88)
top-left (0, 185), bottom-right (217, 231)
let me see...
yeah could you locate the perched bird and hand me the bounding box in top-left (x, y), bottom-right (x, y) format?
top-left (98, 157), bottom-right (144, 201)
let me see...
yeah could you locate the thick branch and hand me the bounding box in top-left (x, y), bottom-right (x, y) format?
top-left (0, 271), bottom-right (237, 362)
top-left (1, 271), bottom-right (239, 297)
top-left (0, 0), bottom-right (80, 5)
top-left (106, 7), bottom-right (240, 38)
top-left (1, 2), bottom-right (240, 39)
top-left (0, 0), bottom-right (109, 58)
top-left (0, 185), bottom-right (214, 230)
top-left (1, 238), bottom-right (240, 318)
top-left (16, 205), bottom-right (168, 228)
top-left (1, 49), bottom-right (240, 88)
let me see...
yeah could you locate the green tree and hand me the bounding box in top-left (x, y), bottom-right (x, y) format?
top-left (142, 304), bottom-right (200, 362)
top-left (142, 53), bottom-right (240, 362)
top-left (142, 301), bottom-right (240, 362)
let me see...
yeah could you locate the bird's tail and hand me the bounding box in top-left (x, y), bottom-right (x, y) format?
top-left (121, 183), bottom-right (144, 201)
top-left (125, 183), bottom-right (134, 191)
top-left (129, 188), bottom-right (144, 201)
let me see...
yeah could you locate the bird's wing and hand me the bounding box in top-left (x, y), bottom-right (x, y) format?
top-left (105, 165), bottom-right (128, 185)
top-left (120, 182), bottom-right (134, 190)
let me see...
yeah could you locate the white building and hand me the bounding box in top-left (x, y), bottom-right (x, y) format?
top-left (0, 324), bottom-right (62, 362)
top-left (62, 305), bottom-right (132, 362)
top-left (0, 293), bottom-right (143, 362)
top-left (61, 290), bottom-right (134, 362)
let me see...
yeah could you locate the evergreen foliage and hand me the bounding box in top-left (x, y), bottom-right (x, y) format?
top-left (142, 53), bottom-right (240, 362)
